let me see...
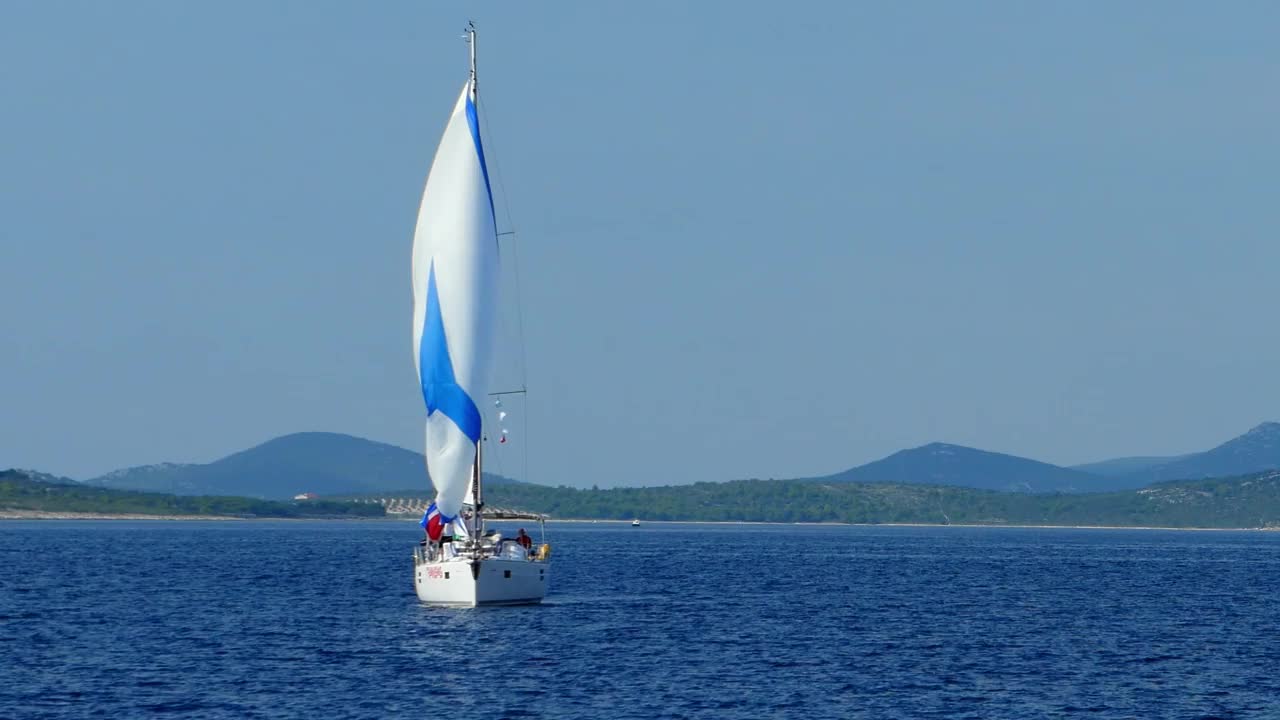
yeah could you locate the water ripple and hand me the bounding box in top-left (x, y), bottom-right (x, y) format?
top-left (1, 522), bottom-right (1278, 718)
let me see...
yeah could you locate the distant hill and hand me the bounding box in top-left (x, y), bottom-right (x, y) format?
top-left (1, 469), bottom-right (384, 518)
top-left (1138, 422), bottom-right (1280, 482)
top-left (1077, 422), bottom-right (1280, 485)
top-left (811, 442), bottom-right (1114, 493)
top-left (1070, 455), bottom-right (1190, 477)
top-left (482, 470), bottom-right (1280, 529)
top-left (86, 432), bottom-right (509, 501)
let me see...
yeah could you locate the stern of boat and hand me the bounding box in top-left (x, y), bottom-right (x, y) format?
top-left (413, 542), bottom-right (549, 606)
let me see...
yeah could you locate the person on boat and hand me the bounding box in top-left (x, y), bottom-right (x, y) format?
top-left (516, 528), bottom-right (533, 551)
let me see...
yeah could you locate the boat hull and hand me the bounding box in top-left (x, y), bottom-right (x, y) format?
top-left (414, 556), bottom-right (548, 606)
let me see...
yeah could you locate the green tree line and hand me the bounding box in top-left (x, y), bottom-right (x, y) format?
top-left (481, 473), bottom-right (1280, 528)
top-left (1, 471), bottom-right (385, 518)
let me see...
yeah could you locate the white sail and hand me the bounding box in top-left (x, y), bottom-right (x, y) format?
top-left (411, 80), bottom-right (499, 522)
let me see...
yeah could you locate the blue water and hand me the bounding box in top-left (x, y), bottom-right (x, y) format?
top-left (2, 522), bottom-right (1278, 719)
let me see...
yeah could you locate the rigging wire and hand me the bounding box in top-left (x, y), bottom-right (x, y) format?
top-left (476, 91), bottom-right (531, 487)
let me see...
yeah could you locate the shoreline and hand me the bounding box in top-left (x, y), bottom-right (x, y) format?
top-left (0, 510), bottom-right (379, 522)
top-left (4, 510), bottom-right (1276, 531)
top-left (0, 510), bottom-right (238, 521)
top-left (546, 518), bottom-right (1279, 532)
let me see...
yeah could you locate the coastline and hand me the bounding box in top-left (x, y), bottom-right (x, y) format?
top-left (0, 510), bottom-right (238, 521)
top-left (4, 511), bottom-right (1276, 531)
top-left (0, 510), bottom-right (396, 521)
top-left (545, 518), bottom-right (1279, 532)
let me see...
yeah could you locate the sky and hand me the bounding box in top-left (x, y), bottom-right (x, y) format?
top-left (2, 1), bottom-right (1278, 487)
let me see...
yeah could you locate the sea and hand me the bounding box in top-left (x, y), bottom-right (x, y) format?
top-left (2, 521), bottom-right (1278, 719)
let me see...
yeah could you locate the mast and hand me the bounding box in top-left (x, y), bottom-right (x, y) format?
top-left (466, 21), bottom-right (485, 543)
top-left (467, 21), bottom-right (478, 100)
top-left (473, 441), bottom-right (484, 531)
top-left (470, 440), bottom-right (484, 578)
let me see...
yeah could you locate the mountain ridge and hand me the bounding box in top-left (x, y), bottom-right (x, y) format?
top-left (1075, 422), bottom-right (1280, 485)
top-left (87, 432), bottom-right (448, 500)
top-left (813, 442), bottom-right (1119, 493)
top-left (78, 422), bottom-right (1280, 500)
top-left (1136, 422), bottom-right (1280, 482)
top-left (1070, 455), bottom-right (1190, 477)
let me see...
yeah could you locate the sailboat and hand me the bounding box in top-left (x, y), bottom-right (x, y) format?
top-left (410, 25), bottom-right (549, 606)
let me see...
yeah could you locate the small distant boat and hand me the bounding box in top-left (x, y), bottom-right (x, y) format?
top-left (409, 24), bottom-right (548, 607)
top-left (631, 519), bottom-right (640, 527)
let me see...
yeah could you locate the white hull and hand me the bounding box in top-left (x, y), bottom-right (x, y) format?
top-left (414, 555), bottom-right (548, 607)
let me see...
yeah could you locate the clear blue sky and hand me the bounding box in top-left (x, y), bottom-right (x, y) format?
top-left (2, 1), bottom-right (1277, 486)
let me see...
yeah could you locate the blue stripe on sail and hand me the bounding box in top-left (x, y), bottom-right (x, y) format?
top-left (419, 263), bottom-right (482, 444)
top-left (465, 94), bottom-right (497, 227)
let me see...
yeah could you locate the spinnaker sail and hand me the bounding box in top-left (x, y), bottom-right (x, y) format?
top-left (411, 79), bottom-right (498, 524)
